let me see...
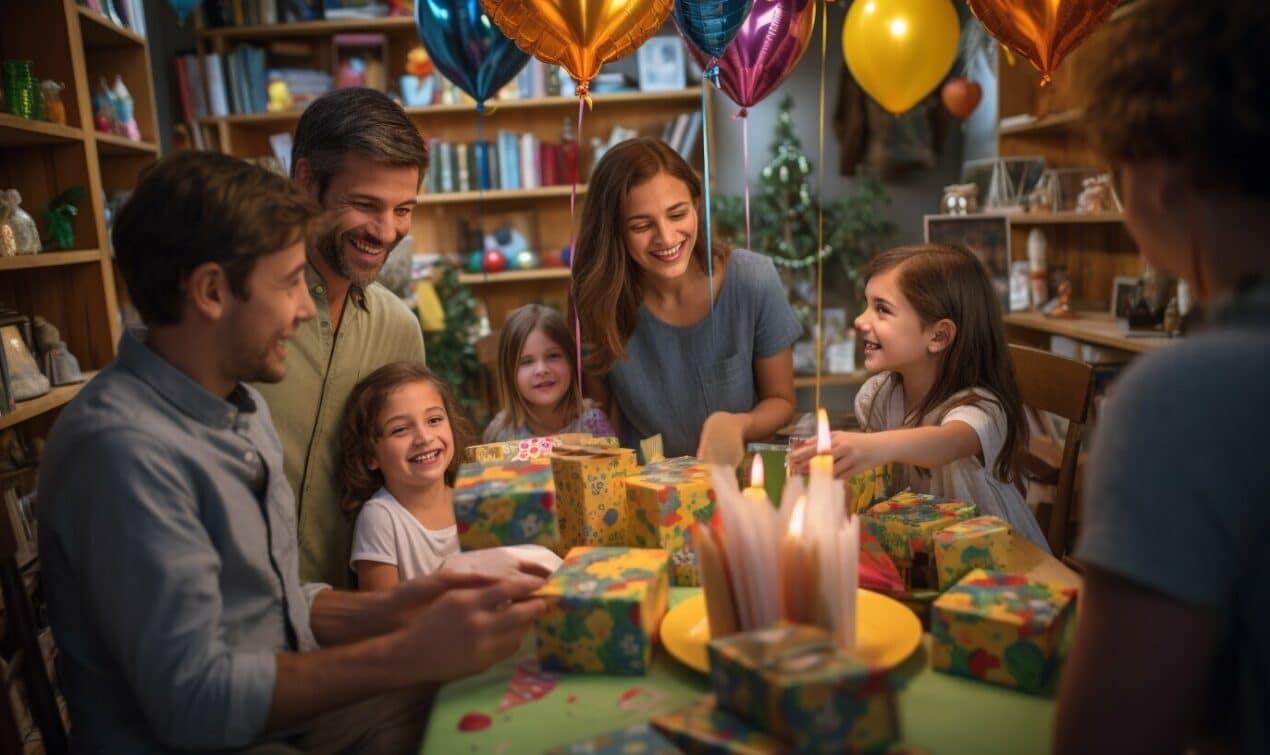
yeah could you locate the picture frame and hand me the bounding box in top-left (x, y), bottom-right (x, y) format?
top-left (0, 324), bottom-right (49, 401)
top-left (1111, 275), bottom-right (1141, 319)
top-left (637, 36), bottom-right (686, 93)
top-left (923, 214), bottom-right (1012, 311)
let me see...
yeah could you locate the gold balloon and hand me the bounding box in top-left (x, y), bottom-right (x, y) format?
top-left (967, 0), bottom-right (1119, 84)
top-left (842, 0), bottom-right (960, 115)
top-left (481, 0), bottom-right (674, 94)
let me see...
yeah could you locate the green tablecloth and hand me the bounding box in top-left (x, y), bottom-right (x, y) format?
top-left (422, 589), bottom-right (1059, 754)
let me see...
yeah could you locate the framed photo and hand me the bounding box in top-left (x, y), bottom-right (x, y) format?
top-left (1111, 275), bottom-right (1141, 319)
top-left (637, 36), bottom-right (686, 93)
top-left (1, 324), bottom-right (49, 401)
top-left (924, 214), bottom-right (1012, 310)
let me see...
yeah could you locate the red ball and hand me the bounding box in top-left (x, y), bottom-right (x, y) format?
top-left (540, 247), bottom-right (565, 268)
top-left (482, 249), bottom-right (507, 273)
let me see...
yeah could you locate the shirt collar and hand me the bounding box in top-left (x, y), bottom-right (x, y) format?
top-left (305, 262), bottom-right (367, 311)
top-left (116, 330), bottom-right (256, 430)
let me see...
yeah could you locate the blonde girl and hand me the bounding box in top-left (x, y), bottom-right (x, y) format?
top-left (790, 244), bottom-right (1047, 550)
top-left (483, 303), bottom-right (614, 442)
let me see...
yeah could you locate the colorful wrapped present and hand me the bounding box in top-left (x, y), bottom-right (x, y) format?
top-left (626, 456), bottom-right (716, 586)
top-left (462, 433), bottom-right (617, 464)
top-left (861, 492), bottom-right (978, 564)
top-left (846, 464), bottom-right (893, 514)
top-left (551, 446), bottom-right (639, 550)
top-left (708, 625), bottom-right (901, 754)
top-left (534, 546), bottom-right (669, 675)
top-left (453, 460), bottom-right (557, 551)
top-left (931, 569), bottom-right (1077, 693)
top-left (544, 723), bottom-right (680, 754)
top-left (932, 516), bottom-right (1012, 590)
top-left (651, 697), bottom-right (790, 754)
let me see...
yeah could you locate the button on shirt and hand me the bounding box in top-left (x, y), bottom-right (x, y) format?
top-left (38, 332), bottom-right (324, 752)
top-left (254, 264), bottom-right (426, 587)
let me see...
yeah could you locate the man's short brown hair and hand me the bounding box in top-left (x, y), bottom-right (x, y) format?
top-left (290, 87), bottom-right (429, 200)
top-left (113, 151), bottom-right (324, 326)
top-left (1086, 0), bottom-right (1270, 197)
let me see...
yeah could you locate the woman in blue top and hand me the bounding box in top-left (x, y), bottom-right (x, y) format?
top-left (571, 137), bottom-right (802, 458)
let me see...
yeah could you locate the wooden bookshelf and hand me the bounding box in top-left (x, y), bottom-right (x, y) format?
top-left (1009, 212), bottom-right (1123, 225)
top-left (76, 5), bottom-right (146, 47)
top-left (197, 15), bottom-right (415, 40)
top-left (0, 250), bottom-right (102, 272)
top-left (94, 132), bottom-right (159, 156)
top-left (793, 371), bottom-right (868, 389)
top-left (458, 268), bottom-right (572, 285)
top-left (1004, 311), bottom-right (1169, 355)
top-left (0, 372), bottom-right (100, 432)
top-left (0, 113), bottom-right (84, 145)
top-left (419, 184), bottom-right (587, 206)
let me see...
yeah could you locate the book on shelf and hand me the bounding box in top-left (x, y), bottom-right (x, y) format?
top-left (204, 53), bottom-right (230, 117)
top-left (519, 133), bottom-right (539, 190)
top-left (455, 143), bottom-right (470, 193)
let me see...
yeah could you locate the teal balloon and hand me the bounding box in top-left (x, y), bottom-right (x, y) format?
top-left (416, 0), bottom-right (530, 110)
top-left (466, 251), bottom-right (485, 273)
top-left (673, 0), bottom-right (755, 61)
top-left (167, 0), bottom-right (201, 22)
top-left (515, 250), bottom-right (540, 270)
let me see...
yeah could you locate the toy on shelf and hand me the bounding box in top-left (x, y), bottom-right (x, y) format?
top-left (40, 80), bottom-right (66, 125)
top-left (3, 60), bottom-right (42, 120)
top-left (110, 75), bottom-right (140, 141)
top-left (43, 186), bottom-right (85, 251)
top-left (0, 190), bottom-right (41, 256)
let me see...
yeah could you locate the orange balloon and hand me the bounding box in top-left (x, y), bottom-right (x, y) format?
top-left (481, 0), bottom-right (674, 94)
top-left (967, 0), bottom-right (1119, 84)
top-left (941, 77), bottom-right (982, 119)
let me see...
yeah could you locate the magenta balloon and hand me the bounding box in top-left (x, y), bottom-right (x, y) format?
top-left (690, 0), bottom-right (817, 111)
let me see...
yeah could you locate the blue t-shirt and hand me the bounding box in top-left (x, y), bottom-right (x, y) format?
top-left (607, 249), bottom-right (802, 458)
top-left (1076, 276), bottom-right (1270, 753)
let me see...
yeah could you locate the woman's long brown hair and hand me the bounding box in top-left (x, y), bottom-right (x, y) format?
top-left (571, 137), bottom-right (728, 374)
top-left (485, 303), bottom-right (583, 439)
top-left (861, 245), bottom-right (1028, 484)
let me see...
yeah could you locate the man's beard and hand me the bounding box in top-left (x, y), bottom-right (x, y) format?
top-left (318, 229), bottom-right (381, 289)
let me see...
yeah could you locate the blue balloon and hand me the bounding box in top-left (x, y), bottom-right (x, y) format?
top-left (167, 0), bottom-right (201, 23)
top-left (416, 1), bottom-right (530, 110)
top-left (673, 0), bottom-right (755, 62)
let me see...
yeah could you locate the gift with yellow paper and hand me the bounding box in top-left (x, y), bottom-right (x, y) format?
top-left (931, 569), bottom-right (1076, 693)
top-left (651, 696), bottom-right (790, 754)
top-left (862, 492), bottom-right (978, 564)
top-left (452, 460), bottom-right (557, 551)
top-left (932, 516), bottom-right (1013, 590)
top-left (533, 546), bottom-right (669, 675)
top-left (462, 433), bottom-right (617, 465)
top-left (626, 456), bottom-right (716, 586)
top-left (550, 446), bottom-right (638, 550)
top-left (846, 464), bottom-right (893, 514)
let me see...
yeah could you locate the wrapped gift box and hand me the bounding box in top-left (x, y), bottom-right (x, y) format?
top-left (534, 546), bottom-right (669, 675)
top-left (862, 492), bottom-right (978, 564)
top-left (626, 456), bottom-right (716, 586)
top-left (544, 723), bottom-right (680, 754)
top-left (651, 696), bottom-right (790, 754)
top-left (931, 569), bottom-right (1077, 693)
top-left (708, 625), bottom-right (901, 754)
top-left (847, 464), bottom-right (893, 514)
top-left (462, 433), bottom-right (617, 465)
top-left (453, 460), bottom-right (557, 551)
top-left (551, 446), bottom-right (639, 550)
top-left (932, 516), bottom-right (1013, 590)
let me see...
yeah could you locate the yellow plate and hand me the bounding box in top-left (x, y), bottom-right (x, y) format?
top-left (661, 590), bottom-right (922, 673)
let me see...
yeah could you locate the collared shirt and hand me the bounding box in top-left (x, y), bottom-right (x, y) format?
top-left (38, 331), bottom-right (324, 752)
top-left (254, 264), bottom-right (425, 587)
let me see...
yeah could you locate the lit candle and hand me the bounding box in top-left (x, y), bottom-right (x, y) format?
top-left (778, 496), bottom-right (819, 625)
top-left (809, 408), bottom-right (834, 482)
top-left (742, 454), bottom-right (770, 506)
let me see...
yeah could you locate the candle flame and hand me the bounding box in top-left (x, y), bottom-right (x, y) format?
top-left (816, 408), bottom-right (830, 454)
top-left (789, 496), bottom-right (806, 536)
top-left (750, 454), bottom-right (764, 488)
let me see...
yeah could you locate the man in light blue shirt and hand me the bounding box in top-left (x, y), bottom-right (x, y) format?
top-left (38, 152), bottom-right (545, 752)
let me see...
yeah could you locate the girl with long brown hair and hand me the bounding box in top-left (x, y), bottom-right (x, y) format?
top-left (790, 244), bottom-right (1046, 549)
top-left (571, 137), bottom-right (801, 458)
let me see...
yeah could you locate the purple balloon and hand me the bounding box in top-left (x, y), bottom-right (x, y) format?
top-left (689, 0), bottom-right (817, 112)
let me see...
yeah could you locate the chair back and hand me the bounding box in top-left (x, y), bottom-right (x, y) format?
top-left (475, 330), bottom-right (501, 416)
top-left (1009, 344), bottom-right (1095, 556)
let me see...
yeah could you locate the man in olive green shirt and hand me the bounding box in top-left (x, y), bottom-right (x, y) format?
top-left (255, 88), bottom-right (428, 587)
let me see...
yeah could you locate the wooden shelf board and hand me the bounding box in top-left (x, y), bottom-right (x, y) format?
top-left (0, 114), bottom-right (84, 147)
top-left (1004, 311), bottom-right (1171, 354)
top-left (76, 6), bottom-right (146, 47)
top-left (94, 132), bottom-right (159, 156)
top-left (418, 184), bottom-right (586, 205)
top-left (794, 371), bottom-right (869, 388)
top-left (0, 249), bottom-right (102, 271)
top-left (998, 109), bottom-right (1083, 136)
top-left (459, 268), bottom-right (572, 285)
top-left (1009, 212), bottom-right (1123, 225)
top-left (0, 371), bottom-right (99, 431)
top-left (197, 15), bottom-right (415, 39)
top-left (203, 89), bottom-right (702, 126)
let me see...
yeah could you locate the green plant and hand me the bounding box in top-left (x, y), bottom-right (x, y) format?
top-left (423, 259), bottom-right (484, 420)
top-left (712, 94), bottom-right (894, 332)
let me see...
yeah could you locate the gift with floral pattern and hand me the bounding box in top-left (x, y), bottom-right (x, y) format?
top-left (453, 460), bottom-right (557, 551)
top-left (626, 456), bottom-right (716, 587)
top-left (861, 492), bottom-right (978, 563)
top-left (651, 696), bottom-right (790, 754)
top-left (551, 446), bottom-right (639, 551)
top-left (932, 516), bottom-right (1012, 590)
top-left (463, 433), bottom-right (618, 465)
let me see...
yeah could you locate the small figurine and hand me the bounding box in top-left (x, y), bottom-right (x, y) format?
top-left (1076, 174), bottom-right (1123, 213)
top-left (1162, 296), bottom-right (1182, 337)
top-left (110, 75), bottom-right (141, 141)
top-left (0, 190), bottom-right (41, 255)
top-left (267, 80), bottom-right (293, 112)
top-left (44, 186), bottom-right (85, 251)
top-left (1046, 280), bottom-right (1078, 319)
top-left (33, 316), bottom-right (84, 386)
top-left (41, 80), bottom-right (67, 125)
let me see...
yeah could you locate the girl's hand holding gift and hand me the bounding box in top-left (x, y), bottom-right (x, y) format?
top-left (787, 431), bottom-right (888, 479)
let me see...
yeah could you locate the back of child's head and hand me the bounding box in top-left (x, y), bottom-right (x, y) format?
top-left (866, 244), bottom-right (1026, 482)
top-left (489, 304), bottom-right (582, 435)
top-left (339, 361), bottom-right (473, 512)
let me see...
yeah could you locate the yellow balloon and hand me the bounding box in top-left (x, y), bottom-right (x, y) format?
top-left (842, 0), bottom-right (960, 115)
top-left (481, 0), bottom-right (674, 94)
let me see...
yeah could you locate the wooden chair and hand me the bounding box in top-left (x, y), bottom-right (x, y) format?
top-left (0, 508), bottom-right (67, 755)
top-left (474, 330), bottom-right (501, 419)
top-left (1009, 344), bottom-right (1095, 557)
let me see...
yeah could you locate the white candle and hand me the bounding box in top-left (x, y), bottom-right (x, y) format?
top-left (779, 496), bottom-right (819, 625)
top-left (742, 454), bottom-right (770, 507)
top-left (842, 514), bottom-right (859, 650)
